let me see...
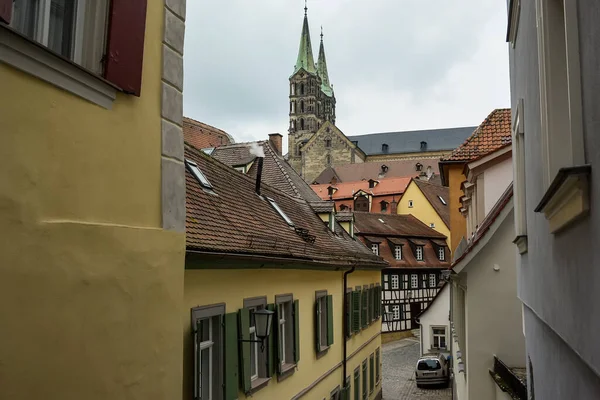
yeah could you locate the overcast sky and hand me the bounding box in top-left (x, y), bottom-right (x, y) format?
top-left (183, 1), bottom-right (510, 151)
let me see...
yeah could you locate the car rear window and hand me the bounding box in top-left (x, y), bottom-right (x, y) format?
top-left (417, 360), bottom-right (441, 370)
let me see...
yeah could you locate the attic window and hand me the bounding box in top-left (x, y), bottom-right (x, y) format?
top-left (416, 163), bottom-right (423, 172)
top-left (420, 141), bottom-right (427, 151)
top-left (380, 201), bottom-right (388, 213)
top-left (381, 165), bottom-right (389, 173)
top-left (438, 196), bottom-right (447, 205)
top-left (185, 160), bottom-right (213, 190)
top-left (267, 197), bottom-right (295, 227)
top-left (368, 179), bottom-right (378, 189)
top-left (382, 144), bottom-right (389, 153)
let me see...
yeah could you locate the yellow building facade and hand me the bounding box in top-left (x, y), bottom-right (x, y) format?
top-left (397, 180), bottom-right (451, 247)
top-left (1, 2), bottom-right (186, 399)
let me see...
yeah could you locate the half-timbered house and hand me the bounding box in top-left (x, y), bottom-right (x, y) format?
top-left (353, 212), bottom-right (450, 333)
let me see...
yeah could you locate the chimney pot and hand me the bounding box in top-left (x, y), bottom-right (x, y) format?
top-left (269, 133), bottom-right (283, 156)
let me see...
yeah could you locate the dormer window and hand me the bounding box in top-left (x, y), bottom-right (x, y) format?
top-left (327, 186), bottom-right (336, 197)
top-left (420, 141), bottom-right (427, 151)
top-left (380, 201), bottom-right (388, 213)
top-left (267, 197), bottom-right (294, 227)
top-left (415, 246), bottom-right (423, 261)
top-left (368, 179), bottom-right (378, 189)
top-left (415, 163), bottom-right (423, 172)
top-left (438, 247), bottom-right (445, 261)
top-left (185, 159), bottom-right (213, 190)
top-left (339, 204), bottom-right (348, 211)
top-left (382, 143), bottom-right (389, 153)
top-left (381, 164), bottom-right (389, 173)
top-left (394, 246), bottom-right (402, 260)
top-left (371, 244), bottom-right (379, 256)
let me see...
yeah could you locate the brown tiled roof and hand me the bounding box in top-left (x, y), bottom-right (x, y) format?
top-left (183, 117), bottom-right (234, 150)
top-left (353, 212), bottom-right (446, 239)
top-left (413, 179), bottom-right (450, 227)
top-left (311, 177), bottom-right (411, 201)
top-left (212, 140), bottom-right (322, 202)
top-left (313, 158), bottom-right (441, 184)
top-left (441, 109), bottom-right (512, 162)
top-left (185, 145), bottom-right (386, 268)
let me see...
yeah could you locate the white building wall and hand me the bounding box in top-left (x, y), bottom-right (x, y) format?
top-left (483, 158), bottom-right (512, 215)
top-left (418, 284), bottom-right (450, 355)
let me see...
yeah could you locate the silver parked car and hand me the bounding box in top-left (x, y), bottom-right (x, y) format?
top-left (415, 353), bottom-right (449, 388)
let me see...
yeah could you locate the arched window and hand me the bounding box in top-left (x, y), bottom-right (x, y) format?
top-left (326, 155), bottom-right (331, 165)
top-left (300, 119), bottom-right (305, 130)
top-left (300, 100), bottom-right (304, 113)
top-left (291, 83), bottom-right (296, 95)
top-left (382, 143), bottom-right (389, 153)
top-left (300, 83), bottom-right (305, 95)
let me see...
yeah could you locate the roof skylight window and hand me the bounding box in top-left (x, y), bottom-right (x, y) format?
top-left (267, 197), bottom-right (295, 227)
top-left (185, 159), bottom-right (213, 189)
top-left (438, 195), bottom-right (447, 205)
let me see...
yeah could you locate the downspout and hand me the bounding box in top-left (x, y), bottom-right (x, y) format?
top-left (342, 266), bottom-right (356, 387)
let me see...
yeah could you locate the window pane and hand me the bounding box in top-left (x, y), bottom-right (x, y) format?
top-left (11, 0), bottom-right (38, 39)
top-left (200, 347), bottom-right (211, 399)
top-left (199, 319), bottom-right (210, 342)
top-left (48, 0), bottom-right (77, 58)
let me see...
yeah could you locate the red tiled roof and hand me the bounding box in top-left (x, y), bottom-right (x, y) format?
top-left (353, 213), bottom-right (450, 270)
top-left (441, 109), bottom-right (512, 162)
top-left (311, 177), bottom-right (411, 201)
top-left (313, 158), bottom-right (441, 184)
top-left (184, 145), bottom-right (386, 268)
top-left (183, 117), bottom-right (234, 150)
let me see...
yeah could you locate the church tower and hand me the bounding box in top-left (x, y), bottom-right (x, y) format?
top-left (288, 5), bottom-right (336, 176)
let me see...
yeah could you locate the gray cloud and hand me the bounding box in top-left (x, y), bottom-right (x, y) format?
top-left (183, 1), bottom-right (510, 149)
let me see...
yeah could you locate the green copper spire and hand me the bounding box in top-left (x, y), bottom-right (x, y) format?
top-left (293, 4), bottom-right (316, 75)
top-left (317, 27), bottom-right (333, 97)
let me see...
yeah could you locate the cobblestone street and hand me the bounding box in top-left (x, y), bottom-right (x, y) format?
top-left (382, 337), bottom-right (451, 400)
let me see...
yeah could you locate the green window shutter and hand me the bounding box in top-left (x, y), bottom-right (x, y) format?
top-left (345, 291), bottom-right (351, 339)
top-left (352, 291), bottom-right (361, 333)
top-left (367, 288), bottom-right (373, 323)
top-left (238, 308), bottom-right (252, 394)
top-left (354, 369), bottom-right (360, 400)
top-left (326, 294), bottom-right (334, 346)
top-left (293, 299), bottom-right (300, 364)
top-left (267, 303), bottom-right (277, 377)
top-left (315, 298), bottom-right (321, 352)
top-left (375, 349), bottom-right (380, 383)
top-left (361, 290), bottom-right (367, 329)
top-left (376, 286), bottom-right (382, 319)
top-left (369, 355), bottom-right (374, 392)
top-left (224, 312), bottom-right (239, 400)
top-left (362, 362), bottom-right (367, 400)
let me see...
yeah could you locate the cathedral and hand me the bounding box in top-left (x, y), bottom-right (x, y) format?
top-left (287, 6), bottom-right (475, 184)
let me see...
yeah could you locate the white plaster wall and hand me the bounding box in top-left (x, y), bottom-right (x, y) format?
top-left (464, 207), bottom-right (526, 399)
top-left (483, 158), bottom-right (512, 215)
top-left (419, 285), bottom-right (450, 354)
top-left (452, 338), bottom-right (468, 400)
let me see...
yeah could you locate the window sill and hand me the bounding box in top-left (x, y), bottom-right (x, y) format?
top-left (250, 377), bottom-right (271, 393)
top-left (316, 346), bottom-right (330, 359)
top-left (277, 363), bottom-right (296, 382)
top-left (0, 25), bottom-right (118, 109)
top-left (534, 165), bottom-right (591, 234)
top-left (512, 235), bottom-right (528, 254)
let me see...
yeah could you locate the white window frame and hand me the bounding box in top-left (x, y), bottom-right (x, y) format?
top-left (411, 274), bottom-right (418, 289)
top-left (192, 304), bottom-right (225, 400)
top-left (438, 247), bottom-right (445, 261)
top-left (415, 246), bottom-right (423, 261)
top-left (278, 302), bottom-right (286, 365)
top-left (186, 160), bottom-right (214, 190)
top-left (371, 244), bottom-right (379, 256)
top-left (198, 318), bottom-right (215, 398)
top-left (429, 273), bottom-right (436, 288)
top-left (392, 305), bottom-right (400, 320)
top-left (249, 313), bottom-right (259, 381)
top-left (391, 274), bottom-right (399, 290)
top-left (432, 326), bottom-right (447, 349)
top-left (394, 246), bottom-right (402, 260)
top-left (535, 0), bottom-right (585, 188)
top-left (267, 197), bottom-right (294, 227)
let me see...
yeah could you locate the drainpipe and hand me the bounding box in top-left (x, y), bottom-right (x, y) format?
top-left (342, 266), bottom-right (356, 387)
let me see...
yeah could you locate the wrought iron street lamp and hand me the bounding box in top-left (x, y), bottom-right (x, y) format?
top-left (240, 308), bottom-right (274, 351)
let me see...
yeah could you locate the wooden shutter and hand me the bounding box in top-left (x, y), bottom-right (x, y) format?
top-left (362, 361), bottom-right (367, 399)
top-left (315, 298), bottom-right (321, 352)
top-left (354, 368), bottom-right (360, 400)
top-left (369, 354), bottom-right (375, 392)
top-left (238, 308), bottom-right (251, 393)
top-left (361, 290), bottom-right (367, 328)
top-left (267, 303), bottom-right (276, 377)
top-left (223, 312), bottom-right (239, 400)
top-left (352, 291), bottom-right (361, 333)
top-left (326, 295), bottom-right (334, 346)
top-left (375, 348), bottom-right (380, 383)
top-left (0, 0), bottom-right (12, 24)
top-left (104, 0), bottom-right (148, 96)
top-left (293, 299), bottom-right (300, 364)
top-left (367, 288), bottom-right (373, 323)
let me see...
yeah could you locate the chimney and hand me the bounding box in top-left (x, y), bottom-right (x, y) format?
top-left (255, 157), bottom-right (264, 195)
top-left (269, 133), bottom-right (283, 156)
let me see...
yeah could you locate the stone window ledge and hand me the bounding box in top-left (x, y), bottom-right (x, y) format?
top-left (0, 25), bottom-right (117, 109)
top-left (249, 377), bottom-right (271, 393)
top-left (277, 363), bottom-right (296, 382)
top-left (534, 165), bottom-right (591, 234)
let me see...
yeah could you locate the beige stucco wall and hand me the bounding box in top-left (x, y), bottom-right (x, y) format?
top-left (461, 207), bottom-right (525, 399)
top-left (0, 2), bottom-right (185, 399)
top-left (183, 268), bottom-right (382, 400)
